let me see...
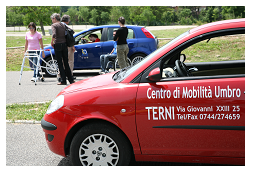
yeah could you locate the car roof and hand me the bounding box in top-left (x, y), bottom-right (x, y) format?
top-left (190, 18), bottom-right (245, 35)
top-left (76, 25), bottom-right (145, 35)
top-left (89, 25), bottom-right (144, 29)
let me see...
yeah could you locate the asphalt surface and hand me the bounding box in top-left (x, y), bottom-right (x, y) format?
top-left (6, 70), bottom-right (101, 104)
top-left (6, 123), bottom-right (65, 166)
top-left (6, 123), bottom-right (207, 166)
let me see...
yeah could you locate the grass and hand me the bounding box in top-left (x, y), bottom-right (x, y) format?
top-left (151, 28), bottom-right (193, 39)
top-left (183, 35), bottom-right (245, 62)
top-left (6, 36), bottom-right (52, 48)
top-left (6, 48), bottom-right (31, 71)
top-left (6, 102), bottom-right (51, 122)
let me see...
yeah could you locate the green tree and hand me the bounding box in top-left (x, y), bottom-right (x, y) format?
top-left (140, 7), bottom-right (156, 26)
top-left (129, 6), bottom-right (143, 24)
top-left (88, 6), bottom-right (112, 24)
top-left (7, 6), bottom-right (245, 28)
top-left (151, 6), bottom-right (174, 25)
top-left (199, 6), bottom-right (215, 23)
top-left (60, 6), bottom-right (72, 13)
top-left (206, 7), bottom-right (215, 22)
top-left (178, 8), bottom-right (192, 19)
top-left (89, 9), bottom-right (99, 25)
top-left (118, 6), bottom-right (130, 23)
top-left (162, 9), bottom-right (174, 25)
top-left (212, 7), bottom-right (220, 21)
top-left (101, 12), bottom-right (110, 24)
top-left (11, 6), bottom-right (60, 36)
top-left (222, 6), bottom-right (245, 19)
top-left (110, 7), bottom-right (121, 23)
top-left (110, 6), bottom-right (130, 24)
top-left (178, 8), bottom-right (192, 25)
top-left (199, 8), bottom-right (208, 23)
top-left (6, 7), bottom-right (24, 26)
top-left (180, 6), bottom-right (201, 19)
top-left (78, 6), bottom-right (89, 24)
top-left (65, 7), bottom-right (79, 24)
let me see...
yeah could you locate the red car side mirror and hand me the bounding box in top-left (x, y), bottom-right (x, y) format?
top-left (146, 67), bottom-right (161, 82)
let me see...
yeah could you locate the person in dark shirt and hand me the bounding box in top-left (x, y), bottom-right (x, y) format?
top-left (50, 13), bottom-right (74, 85)
top-left (113, 17), bottom-right (129, 69)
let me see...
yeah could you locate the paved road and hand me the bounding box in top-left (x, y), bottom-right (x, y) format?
top-left (6, 123), bottom-right (164, 166)
top-left (6, 123), bottom-right (65, 166)
top-left (6, 70), bottom-right (100, 104)
top-left (7, 123), bottom-right (207, 166)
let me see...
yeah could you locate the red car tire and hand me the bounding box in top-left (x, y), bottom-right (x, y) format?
top-left (70, 122), bottom-right (132, 166)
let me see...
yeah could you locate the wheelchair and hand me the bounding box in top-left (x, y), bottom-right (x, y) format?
top-left (105, 57), bottom-right (131, 72)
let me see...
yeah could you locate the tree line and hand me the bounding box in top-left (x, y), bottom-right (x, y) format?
top-left (6, 6), bottom-right (245, 35)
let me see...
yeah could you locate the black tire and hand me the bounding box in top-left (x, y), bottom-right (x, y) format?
top-left (70, 122), bottom-right (132, 166)
top-left (42, 57), bottom-right (58, 77)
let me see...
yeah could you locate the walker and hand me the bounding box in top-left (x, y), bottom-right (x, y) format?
top-left (19, 49), bottom-right (57, 85)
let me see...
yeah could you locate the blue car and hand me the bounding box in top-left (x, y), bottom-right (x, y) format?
top-left (42, 25), bottom-right (158, 76)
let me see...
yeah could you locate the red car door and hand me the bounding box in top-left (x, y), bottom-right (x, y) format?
top-left (136, 77), bottom-right (245, 158)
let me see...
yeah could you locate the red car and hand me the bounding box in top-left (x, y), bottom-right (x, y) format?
top-left (41, 19), bottom-right (245, 166)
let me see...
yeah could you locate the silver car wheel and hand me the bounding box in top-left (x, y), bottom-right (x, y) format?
top-left (79, 134), bottom-right (119, 166)
top-left (44, 59), bottom-right (58, 76)
top-left (131, 56), bottom-right (144, 66)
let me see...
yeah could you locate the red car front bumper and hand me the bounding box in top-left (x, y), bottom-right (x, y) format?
top-left (41, 111), bottom-right (82, 157)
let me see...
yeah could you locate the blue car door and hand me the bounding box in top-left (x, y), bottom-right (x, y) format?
top-left (101, 27), bottom-right (118, 55)
top-left (74, 42), bottom-right (103, 69)
top-left (100, 27), bottom-right (138, 58)
top-left (101, 41), bottom-right (114, 55)
top-left (126, 28), bottom-right (138, 57)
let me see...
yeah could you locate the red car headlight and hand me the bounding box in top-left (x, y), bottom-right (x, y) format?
top-left (46, 95), bottom-right (64, 114)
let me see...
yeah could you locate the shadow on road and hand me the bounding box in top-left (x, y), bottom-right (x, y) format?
top-left (58, 157), bottom-right (73, 166)
top-left (72, 71), bottom-right (100, 77)
top-left (57, 156), bottom-right (223, 166)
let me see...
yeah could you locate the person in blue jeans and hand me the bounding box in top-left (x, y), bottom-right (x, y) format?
top-left (25, 22), bottom-right (45, 81)
top-left (100, 31), bottom-right (117, 74)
